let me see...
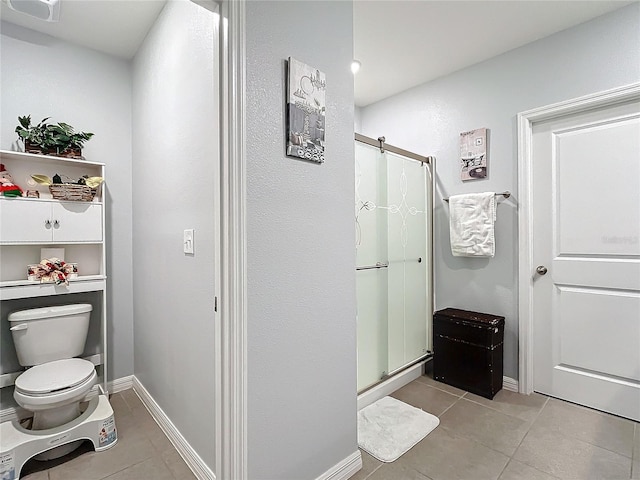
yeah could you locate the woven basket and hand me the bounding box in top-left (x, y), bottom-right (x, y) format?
top-left (25, 141), bottom-right (83, 159)
top-left (49, 184), bottom-right (96, 202)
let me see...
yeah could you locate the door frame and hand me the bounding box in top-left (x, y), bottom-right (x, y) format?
top-left (516, 82), bottom-right (640, 395)
top-left (219, 0), bottom-right (248, 478)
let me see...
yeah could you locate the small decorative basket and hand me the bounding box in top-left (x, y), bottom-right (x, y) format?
top-left (25, 140), bottom-right (83, 159)
top-left (49, 184), bottom-right (97, 202)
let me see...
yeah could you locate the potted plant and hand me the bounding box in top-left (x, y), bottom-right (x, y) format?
top-left (15, 115), bottom-right (94, 159)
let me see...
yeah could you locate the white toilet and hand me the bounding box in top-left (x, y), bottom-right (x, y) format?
top-left (9, 303), bottom-right (98, 460)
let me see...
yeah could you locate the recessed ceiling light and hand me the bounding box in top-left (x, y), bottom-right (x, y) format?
top-left (351, 60), bottom-right (361, 75)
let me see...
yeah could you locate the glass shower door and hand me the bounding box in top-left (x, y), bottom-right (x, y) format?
top-left (356, 142), bottom-right (431, 392)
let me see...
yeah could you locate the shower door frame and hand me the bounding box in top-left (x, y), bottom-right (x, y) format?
top-left (355, 133), bottom-right (436, 392)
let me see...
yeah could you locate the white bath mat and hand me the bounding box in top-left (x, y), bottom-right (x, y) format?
top-left (357, 396), bottom-right (439, 463)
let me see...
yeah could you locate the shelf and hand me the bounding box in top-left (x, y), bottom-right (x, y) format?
top-left (0, 196), bottom-right (102, 206)
top-left (0, 275), bottom-right (106, 300)
top-left (0, 149), bottom-right (105, 167)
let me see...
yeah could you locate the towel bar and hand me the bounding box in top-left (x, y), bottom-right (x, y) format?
top-left (443, 191), bottom-right (510, 203)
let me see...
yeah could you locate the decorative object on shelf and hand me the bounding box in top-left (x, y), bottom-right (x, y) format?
top-left (460, 127), bottom-right (488, 181)
top-left (0, 163), bottom-right (24, 197)
top-left (26, 190), bottom-right (40, 198)
top-left (286, 57), bottom-right (326, 163)
top-left (27, 258), bottom-right (76, 285)
top-left (15, 115), bottom-right (94, 159)
top-left (31, 173), bottom-right (104, 201)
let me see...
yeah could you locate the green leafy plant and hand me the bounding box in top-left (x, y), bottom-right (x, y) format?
top-left (15, 115), bottom-right (94, 157)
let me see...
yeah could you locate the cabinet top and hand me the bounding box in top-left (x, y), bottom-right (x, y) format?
top-left (0, 149), bottom-right (105, 167)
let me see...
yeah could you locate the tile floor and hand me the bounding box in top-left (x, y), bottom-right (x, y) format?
top-left (354, 372), bottom-right (640, 480)
top-left (17, 375), bottom-right (640, 480)
top-left (20, 389), bottom-right (196, 480)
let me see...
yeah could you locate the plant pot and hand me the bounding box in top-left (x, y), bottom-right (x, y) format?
top-left (24, 140), bottom-right (83, 159)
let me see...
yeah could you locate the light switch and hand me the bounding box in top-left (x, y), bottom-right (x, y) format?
top-left (183, 229), bottom-right (194, 254)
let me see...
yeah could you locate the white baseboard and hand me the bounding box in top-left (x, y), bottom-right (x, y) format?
top-left (132, 376), bottom-right (215, 480)
top-left (315, 450), bottom-right (362, 480)
top-left (503, 376), bottom-right (518, 392)
top-left (0, 375), bottom-right (134, 423)
top-left (357, 361), bottom-right (426, 411)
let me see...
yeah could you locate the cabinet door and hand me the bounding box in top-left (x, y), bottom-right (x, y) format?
top-left (52, 203), bottom-right (103, 242)
top-left (0, 199), bottom-right (52, 243)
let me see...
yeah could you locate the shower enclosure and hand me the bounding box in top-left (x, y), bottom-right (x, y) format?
top-left (355, 134), bottom-right (435, 393)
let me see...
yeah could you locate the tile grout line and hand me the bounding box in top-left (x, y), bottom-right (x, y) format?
top-left (437, 391), bottom-right (466, 418)
top-left (542, 398), bottom-right (638, 461)
top-left (493, 396), bottom-right (554, 480)
top-left (361, 461), bottom-right (384, 480)
top-left (462, 393), bottom-right (547, 423)
top-left (415, 377), bottom-right (466, 398)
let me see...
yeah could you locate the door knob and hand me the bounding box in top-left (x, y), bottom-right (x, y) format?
top-left (536, 265), bottom-right (548, 275)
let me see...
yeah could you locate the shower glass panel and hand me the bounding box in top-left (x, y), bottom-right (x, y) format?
top-left (356, 141), bottom-right (431, 392)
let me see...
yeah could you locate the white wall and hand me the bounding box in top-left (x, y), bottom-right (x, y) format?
top-left (0, 22), bottom-right (134, 381)
top-left (358, 4), bottom-right (640, 379)
top-left (131, 0), bottom-right (218, 470)
top-left (245, 2), bottom-right (357, 478)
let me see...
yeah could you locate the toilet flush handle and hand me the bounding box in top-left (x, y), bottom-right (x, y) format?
top-left (10, 323), bottom-right (28, 331)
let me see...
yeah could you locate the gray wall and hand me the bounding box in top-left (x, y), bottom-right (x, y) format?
top-left (245, 1), bottom-right (357, 478)
top-left (131, 0), bottom-right (218, 470)
top-left (0, 22), bottom-right (134, 381)
top-left (358, 4), bottom-right (640, 380)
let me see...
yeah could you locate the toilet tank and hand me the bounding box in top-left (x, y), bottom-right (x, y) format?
top-left (8, 304), bottom-right (93, 366)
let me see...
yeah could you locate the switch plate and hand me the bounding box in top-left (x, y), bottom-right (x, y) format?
top-left (183, 229), bottom-right (194, 254)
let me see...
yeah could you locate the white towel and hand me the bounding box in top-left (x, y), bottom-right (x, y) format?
top-left (449, 192), bottom-right (496, 257)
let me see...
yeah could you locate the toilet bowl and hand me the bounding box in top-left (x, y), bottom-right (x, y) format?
top-left (8, 304), bottom-right (98, 460)
top-left (14, 358), bottom-right (97, 427)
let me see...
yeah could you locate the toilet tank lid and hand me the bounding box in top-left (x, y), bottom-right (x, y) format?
top-left (8, 303), bottom-right (93, 322)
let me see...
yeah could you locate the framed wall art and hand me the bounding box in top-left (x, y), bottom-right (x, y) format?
top-left (286, 57), bottom-right (326, 163)
top-left (460, 127), bottom-right (488, 181)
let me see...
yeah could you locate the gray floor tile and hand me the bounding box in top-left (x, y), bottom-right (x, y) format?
top-left (533, 397), bottom-right (635, 457)
top-left (20, 470), bottom-right (49, 480)
top-left (108, 393), bottom-right (131, 416)
top-left (464, 390), bottom-right (548, 423)
top-left (391, 381), bottom-right (460, 417)
top-left (350, 450), bottom-right (383, 480)
top-left (513, 425), bottom-right (632, 479)
top-left (48, 436), bottom-right (156, 480)
top-left (102, 457), bottom-right (174, 480)
top-left (400, 426), bottom-right (509, 480)
top-left (439, 398), bottom-right (530, 456)
top-left (498, 459), bottom-right (559, 480)
top-left (160, 449), bottom-right (197, 479)
top-left (120, 389), bottom-right (144, 411)
top-left (366, 461), bottom-right (432, 480)
top-left (414, 374), bottom-right (466, 397)
top-left (633, 424), bottom-right (640, 479)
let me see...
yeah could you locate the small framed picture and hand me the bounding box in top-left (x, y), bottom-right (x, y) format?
top-left (286, 57), bottom-right (326, 163)
top-left (460, 128), bottom-right (488, 181)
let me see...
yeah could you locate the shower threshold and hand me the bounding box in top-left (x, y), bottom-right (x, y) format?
top-left (357, 354), bottom-right (433, 411)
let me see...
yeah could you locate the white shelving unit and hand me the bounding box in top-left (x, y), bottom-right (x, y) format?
top-left (0, 149), bottom-right (108, 395)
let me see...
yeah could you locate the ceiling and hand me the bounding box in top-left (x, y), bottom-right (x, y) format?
top-left (0, 0), bottom-right (635, 105)
top-left (354, 0), bottom-right (636, 106)
top-left (0, 0), bottom-right (166, 59)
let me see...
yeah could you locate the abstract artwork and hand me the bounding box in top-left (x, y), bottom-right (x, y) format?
top-left (286, 57), bottom-right (326, 163)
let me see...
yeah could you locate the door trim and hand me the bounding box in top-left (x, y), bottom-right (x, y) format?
top-left (517, 82), bottom-right (640, 395)
top-left (220, 0), bottom-right (248, 478)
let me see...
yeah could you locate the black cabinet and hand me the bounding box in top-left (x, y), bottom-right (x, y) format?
top-left (433, 308), bottom-right (505, 399)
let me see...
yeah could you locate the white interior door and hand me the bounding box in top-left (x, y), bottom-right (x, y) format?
top-left (531, 97), bottom-right (640, 421)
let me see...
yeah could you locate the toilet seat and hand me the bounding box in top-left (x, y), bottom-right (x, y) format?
top-left (14, 359), bottom-right (97, 410)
